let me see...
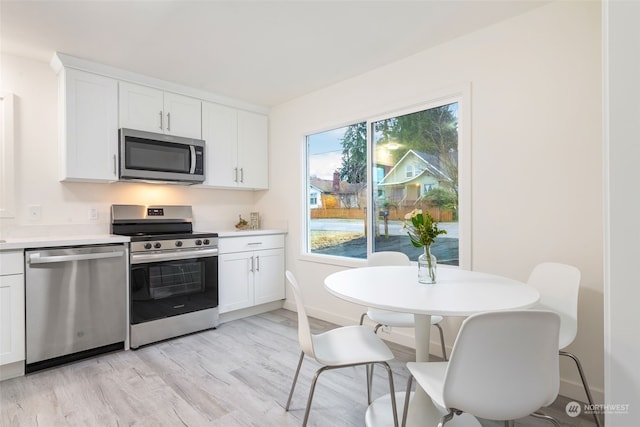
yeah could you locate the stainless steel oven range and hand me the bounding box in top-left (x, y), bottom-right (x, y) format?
top-left (111, 204), bottom-right (219, 349)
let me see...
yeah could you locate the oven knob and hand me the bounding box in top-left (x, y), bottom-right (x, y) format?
top-left (154, 242), bottom-right (162, 249)
top-left (195, 239), bottom-right (202, 246)
top-left (175, 241), bottom-right (183, 247)
top-left (144, 243), bottom-right (152, 250)
top-left (203, 239), bottom-right (210, 245)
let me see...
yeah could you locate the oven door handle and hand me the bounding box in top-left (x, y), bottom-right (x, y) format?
top-left (131, 248), bottom-right (218, 264)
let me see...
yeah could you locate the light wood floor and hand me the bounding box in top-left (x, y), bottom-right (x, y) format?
top-left (0, 309), bottom-right (598, 427)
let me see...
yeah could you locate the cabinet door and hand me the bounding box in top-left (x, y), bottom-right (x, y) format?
top-left (62, 68), bottom-right (118, 181)
top-left (237, 111), bottom-right (268, 189)
top-left (254, 248), bottom-right (285, 306)
top-left (0, 274), bottom-right (25, 365)
top-left (164, 92), bottom-right (202, 139)
top-left (201, 102), bottom-right (238, 187)
top-left (118, 82), bottom-right (164, 133)
top-left (218, 252), bottom-right (253, 313)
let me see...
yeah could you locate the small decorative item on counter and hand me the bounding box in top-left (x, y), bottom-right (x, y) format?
top-left (250, 212), bottom-right (260, 230)
top-left (402, 209), bottom-right (447, 284)
top-left (235, 215), bottom-right (249, 230)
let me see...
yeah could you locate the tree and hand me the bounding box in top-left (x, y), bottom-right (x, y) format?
top-left (378, 104), bottom-right (458, 164)
top-left (338, 122), bottom-right (367, 184)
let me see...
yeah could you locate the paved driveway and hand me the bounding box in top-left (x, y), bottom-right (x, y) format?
top-left (310, 219), bottom-right (459, 264)
top-left (310, 218), bottom-right (459, 238)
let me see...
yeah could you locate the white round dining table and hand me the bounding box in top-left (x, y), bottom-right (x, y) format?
top-left (324, 265), bottom-right (540, 427)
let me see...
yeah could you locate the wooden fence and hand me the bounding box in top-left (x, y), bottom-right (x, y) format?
top-left (310, 206), bottom-right (454, 222)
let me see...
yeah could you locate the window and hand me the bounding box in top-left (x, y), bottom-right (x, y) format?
top-left (306, 123), bottom-right (367, 258)
top-left (405, 165), bottom-right (414, 178)
top-left (0, 92), bottom-right (15, 218)
top-left (372, 103), bottom-right (459, 265)
top-left (305, 92), bottom-right (467, 267)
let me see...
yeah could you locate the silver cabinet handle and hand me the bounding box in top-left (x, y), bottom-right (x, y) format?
top-left (256, 255), bottom-right (260, 272)
top-left (249, 255), bottom-right (254, 272)
top-left (167, 112), bottom-right (171, 131)
top-left (159, 110), bottom-right (163, 130)
top-left (234, 167), bottom-right (238, 183)
top-left (247, 242), bottom-right (263, 246)
top-left (240, 168), bottom-right (244, 183)
top-left (29, 250), bottom-right (125, 264)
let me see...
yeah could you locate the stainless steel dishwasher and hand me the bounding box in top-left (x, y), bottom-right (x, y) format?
top-left (25, 244), bottom-right (127, 372)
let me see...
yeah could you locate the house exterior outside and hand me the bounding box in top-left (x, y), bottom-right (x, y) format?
top-left (376, 150), bottom-right (452, 208)
top-left (309, 184), bottom-right (323, 209)
top-left (310, 173), bottom-right (363, 209)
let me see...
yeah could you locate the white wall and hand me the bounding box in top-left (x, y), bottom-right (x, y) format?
top-left (604, 1), bottom-right (640, 425)
top-left (259, 1), bottom-right (604, 403)
top-left (0, 53), bottom-right (266, 236)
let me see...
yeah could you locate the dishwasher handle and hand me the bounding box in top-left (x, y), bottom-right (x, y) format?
top-left (28, 250), bottom-right (125, 265)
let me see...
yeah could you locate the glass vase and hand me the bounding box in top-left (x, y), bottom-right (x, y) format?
top-left (418, 246), bottom-right (437, 284)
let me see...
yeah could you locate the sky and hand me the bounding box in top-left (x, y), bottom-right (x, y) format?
top-left (307, 126), bottom-right (347, 180)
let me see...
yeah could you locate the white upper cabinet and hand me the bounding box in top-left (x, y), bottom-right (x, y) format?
top-left (58, 68), bottom-right (119, 182)
top-left (201, 102), bottom-right (268, 190)
top-left (119, 82), bottom-right (202, 139)
top-left (201, 102), bottom-right (238, 187)
top-left (237, 110), bottom-right (268, 189)
top-left (163, 92), bottom-right (202, 139)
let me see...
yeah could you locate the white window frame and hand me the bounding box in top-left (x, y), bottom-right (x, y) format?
top-left (405, 164), bottom-right (414, 178)
top-left (300, 84), bottom-right (471, 269)
top-left (0, 92), bottom-right (15, 218)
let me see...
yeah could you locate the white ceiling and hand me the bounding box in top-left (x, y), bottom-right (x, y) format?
top-left (1, 1), bottom-right (548, 107)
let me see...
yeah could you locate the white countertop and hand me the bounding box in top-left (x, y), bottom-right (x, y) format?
top-left (0, 229), bottom-right (286, 251)
top-left (0, 234), bottom-right (130, 251)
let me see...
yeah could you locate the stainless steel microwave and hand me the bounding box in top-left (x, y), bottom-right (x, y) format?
top-left (119, 128), bottom-right (205, 184)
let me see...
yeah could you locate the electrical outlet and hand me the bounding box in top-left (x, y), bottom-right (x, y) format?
top-left (88, 208), bottom-right (99, 221)
top-left (27, 205), bottom-right (42, 222)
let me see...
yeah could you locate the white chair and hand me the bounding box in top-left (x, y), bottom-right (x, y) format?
top-left (360, 251), bottom-right (447, 361)
top-left (284, 271), bottom-right (399, 427)
top-left (402, 310), bottom-right (561, 427)
top-left (527, 262), bottom-right (601, 427)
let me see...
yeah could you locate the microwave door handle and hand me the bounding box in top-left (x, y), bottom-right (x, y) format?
top-left (190, 146), bottom-right (196, 174)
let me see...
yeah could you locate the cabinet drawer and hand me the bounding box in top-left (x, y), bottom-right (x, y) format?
top-left (0, 251), bottom-right (24, 275)
top-left (219, 234), bottom-right (284, 254)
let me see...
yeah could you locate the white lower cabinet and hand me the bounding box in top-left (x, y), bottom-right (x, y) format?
top-left (0, 251), bottom-right (25, 380)
top-left (218, 234), bottom-right (285, 314)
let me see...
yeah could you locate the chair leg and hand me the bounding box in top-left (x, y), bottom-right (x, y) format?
top-left (366, 364), bottom-right (373, 405)
top-left (360, 312), bottom-right (368, 325)
top-left (379, 362), bottom-right (399, 427)
top-left (531, 411), bottom-right (561, 426)
top-left (434, 323), bottom-right (447, 361)
top-left (285, 351), bottom-right (305, 411)
top-left (302, 366), bottom-right (330, 427)
top-left (367, 322), bottom-right (384, 400)
top-left (560, 351), bottom-right (602, 427)
top-left (401, 375), bottom-right (413, 427)
top-left (438, 409), bottom-right (456, 427)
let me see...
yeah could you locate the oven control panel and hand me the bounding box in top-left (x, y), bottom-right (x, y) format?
top-left (130, 237), bottom-right (218, 253)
